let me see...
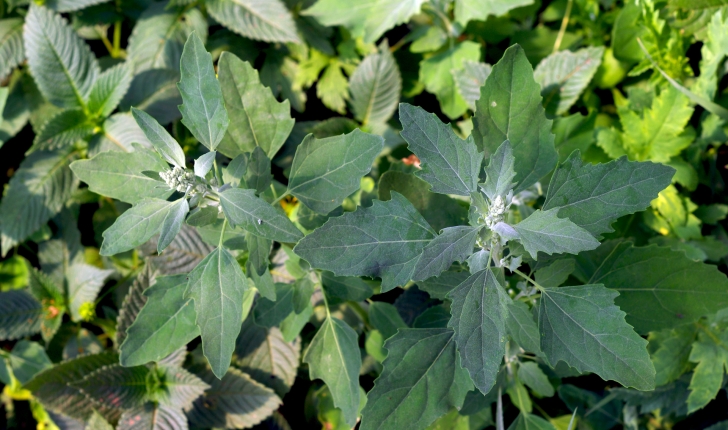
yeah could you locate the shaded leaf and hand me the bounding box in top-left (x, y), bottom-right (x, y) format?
top-left (349, 41), bottom-right (401, 125)
top-left (219, 188), bottom-right (303, 242)
top-left (413, 226), bottom-right (480, 281)
top-left (534, 47), bottom-right (604, 116)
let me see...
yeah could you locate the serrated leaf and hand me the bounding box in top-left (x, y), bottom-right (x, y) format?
top-left (453, 60), bottom-right (491, 110)
top-left (304, 316), bottom-right (361, 427)
top-left (120, 275), bottom-right (198, 366)
top-left (88, 62), bottom-right (133, 118)
top-left (360, 328), bottom-right (472, 430)
top-left (321, 271), bottom-right (374, 301)
top-left (573, 240), bottom-right (728, 334)
top-left (156, 366), bottom-right (209, 408)
top-left (67, 263), bottom-right (113, 321)
top-left (349, 41), bottom-right (401, 125)
top-left (419, 41), bottom-right (481, 119)
top-left (100, 199), bottom-right (175, 256)
top-left (369, 302), bottom-right (407, 339)
top-left (413, 226), bottom-right (480, 281)
top-left (25, 351), bottom-right (119, 421)
top-left (518, 362), bottom-right (554, 397)
top-left (534, 47), bottom-right (604, 116)
top-left (178, 32), bottom-right (229, 151)
top-left (217, 53), bottom-right (294, 159)
top-left (23, 5), bottom-right (99, 109)
top-left (303, 0), bottom-right (426, 44)
top-left (481, 140), bottom-right (516, 201)
top-left (687, 332), bottom-right (728, 412)
top-left (72, 364), bottom-right (150, 410)
top-left (44, 0), bottom-right (109, 12)
top-left (31, 109), bottom-right (94, 152)
top-left (219, 188), bottom-right (303, 242)
top-left (513, 209), bottom-right (600, 259)
top-left (117, 265), bottom-right (156, 347)
top-left (186, 247), bottom-right (248, 378)
top-left (127, 3), bottom-right (204, 74)
top-left (132, 108), bottom-right (186, 168)
top-left (694, 11), bottom-right (728, 100)
top-left (234, 318), bottom-right (300, 397)
top-left (158, 199), bottom-right (189, 254)
top-left (207, 0), bottom-right (300, 43)
top-left (26, 265), bottom-right (64, 342)
top-left (538, 284), bottom-right (655, 390)
top-left (0, 19), bottom-right (24, 79)
top-left (454, 0), bottom-right (534, 26)
top-left (287, 129), bottom-right (383, 214)
top-left (473, 44), bottom-right (558, 193)
top-left (143, 224), bottom-right (214, 275)
top-left (448, 268), bottom-right (510, 395)
top-left (543, 152), bottom-right (674, 238)
top-left (5, 340), bottom-right (52, 384)
top-left (399, 103), bottom-right (482, 196)
top-left (651, 326), bottom-right (696, 386)
top-left (70, 147), bottom-right (173, 204)
top-left (118, 403), bottom-right (188, 430)
top-left (120, 70), bottom-right (182, 126)
top-left (506, 301), bottom-right (543, 356)
top-left (0, 148), bottom-right (78, 256)
top-left (294, 192), bottom-right (435, 292)
top-left (186, 367), bottom-right (281, 429)
top-left (89, 113), bottom-right (154, 155)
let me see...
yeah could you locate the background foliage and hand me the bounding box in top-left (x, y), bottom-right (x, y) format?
top-left (2, 0), bottom-right (728, 429)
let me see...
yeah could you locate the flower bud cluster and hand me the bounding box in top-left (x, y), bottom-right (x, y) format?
top-left (160, 166), bottom-right (203, 194)
top-left (484, 195), bottom-right (506, 229)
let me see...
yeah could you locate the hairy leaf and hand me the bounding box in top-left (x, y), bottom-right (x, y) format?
top-left (158, 199), bottom-right (189, 253)
top-left (538, 285), bottom-right (655, 390)
top-left (294, 192), bottom-right (435, 292)
top-left (543, 152), bottom-right (674, 238)
top-left (482, 140), bottom-right (517, 201)
top-left (178, 32), bottom-right (229, 151)
top-left (219, 188), bottom-right (303, 242)
top-left (399, 103), bottom-right (482, 196)
top-left (472, 44), bottom-right (558, 193)
top-left (287, 129), bottom-right (383, 214)
top-left (360, 328), bottom-right (472, 430)
top-left (513, 209), bottom-right (600, 259)
top-left (100, 199), bottom-right (175, 256)
top-left (132, 108), bottom-right (186, 168)
top-left (413, 226), bottom-right (480, 281)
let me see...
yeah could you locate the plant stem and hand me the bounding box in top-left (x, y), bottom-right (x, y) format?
top-left (553, 0), bottom-right (573, 53)
top-left (112, 21), bottom-right (122, 58)
top-left (218, 218), bottom-right (227, 248)
top-left (512, 268), bottom-right (546, 292)
top-left (272, 191), bottom-right (290, 206)
top-left (348, 301), bottom-right (371, 329)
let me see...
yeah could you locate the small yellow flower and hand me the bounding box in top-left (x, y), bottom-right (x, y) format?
top-left (79, 302), bottom-right (96, 322)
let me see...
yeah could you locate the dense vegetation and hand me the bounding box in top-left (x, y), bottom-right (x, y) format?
top-left (1, 0), bottom-right (728, 428)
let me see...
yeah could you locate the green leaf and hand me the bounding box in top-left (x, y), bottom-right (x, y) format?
top-left (145, 224), bottom-right (214, 275)
top-left (399, 103), bottom-right (482, 197)
top-left (506, 301), bottom-right (543, 356)
top-left (23, 5), bottom-right (99, 109)
top-left (0, 148), bottom-right (78, 256)
top-left (454, 0), bottom-right (534, 26)
top-left (117, 265), bottom-right (156, 347)
top-left (217, 52), bottom-right (294, 159)
top-left (370, 302), bottom-right (407, 339)
top-left (100, 199), bottom-right (175, 256)
top-left (31, 109), bottom-right (95, 152)
top-left (378, 171), bottom-right (468, 232)
top-left (156, 366), bottom-right (209, 408)
top-left (534, 259), bottom-right (575, 289)
top-left (243, 147), bottom-right (272, 194)
top-left (419, 41), bottom-right (481, 119)
top-left (117, 403), bottom-right (187, 429)
top-left (413, 226), bottom-right (480, 281)
top-left (25, 351), bottom-right (119, 421)
top-left (507, 413), bottom-right (556, 430)
top-left (86, 411), bottom-right (114, 430)
top-left (472, 44), bottom-right (558, 193)
top-left (651, 326), bottom-right (696, 386)
top-left (553, 113), bottom-right (597, 162)
top-left (178, 32), bottom-right (229, 151)
top-left (417, 270), bottom-right (469, 300)
top-left (67, 263), bottom-right (113, 321)
top-left (453, 60), bottom-right (491, 111)
top-left (120, 69), bottom-right (182, 126)
top-left (304, 316), bottom-right (362, 427)
top-left (132, 108), bottom-right (186, 168)
top-left (219, 188), bottom-right (303, 242)
top-left (70, 147), bottom-right (173, 204)
top-left (253, 283), bottom-right (294, 327)
top-left (287, 129), bottom-right (383, 213)
top-left (448, 268), bottom-right (510, 395)
top-left (349, 41), bottom-right (401, 125)
top-left (206, 0), bottom-right (300, 43)
top-left (513, 209), bottom-right (600, 259)
top-left (543, 152), bottom-right (674, 238)
top-left (481, 140), bottom-right (517, 201)
top-left (534, 47), bottom-right (604, 116)
top-left (158, 199), bottom-right (189, 254)
top-left (186, 247), bottom-right (248, 378)
top-left (187, 367), bottom-right (282, 429)
top-left (518, 362), bottom-right (554, 397)
top-left (573, 240), bottom-right (728, 334)
top-left (6, 340), bottom-right (52, 385)
top-left (294, 192), bottom-right (435, 292)
top-left (360, 328), bottom-right (472, 430)
top-left (303, 0), bottom-right (426, 44)
top-left (538, 284), bottom-right (655, 390)
top-left (694, 11), bottom-right (728, 99)
top-left (88, 62), bottom-right (133, 118)
top-left (318, 62), bottom-right (349, 113)
top-left (245, 232), bottom-right (271, 276)
top-left (234, 318), bottom-right (300, 397)
top-left (687, 332), bottom-right (728, 412)
top-left (0, 19), bottom-right (24, 80)
top-left (321, 271), bottom-right (374, 301)
top-left (89, 113), bottom-right (153, 155)
top-left (120, 275), bottom-right (199, 366)
top-left (72, 364), bottom-right (150, 410)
